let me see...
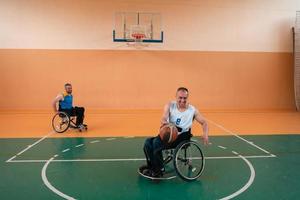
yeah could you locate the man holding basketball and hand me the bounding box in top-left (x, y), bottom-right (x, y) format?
top-left (140, 87), bottom-right (209, 178)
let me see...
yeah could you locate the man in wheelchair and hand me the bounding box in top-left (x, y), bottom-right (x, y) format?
top-left (52, 83), bottom-right (86, 130)
top-left (140, 87), bottom-right (209, 178)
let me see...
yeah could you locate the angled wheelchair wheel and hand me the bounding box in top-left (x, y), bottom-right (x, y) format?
top-left (173, 140), bottom-right (205, 181)
top-left (52, 112), bottom-right (70, 133)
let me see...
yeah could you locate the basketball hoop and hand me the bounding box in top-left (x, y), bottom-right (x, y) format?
top-left (113, 12), bottom-right (164, 45)
top-left (124, 25), bottom-right (149, 48)
top-left (127, 32), bottom-right (148, 48)
top-left (132, 33), bottom-right (146, 41)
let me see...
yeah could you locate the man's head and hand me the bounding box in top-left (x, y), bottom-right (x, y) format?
top-left (64, 83), bottom-right (72, 94)
top-left (176, 87), bottom-right (189, 108)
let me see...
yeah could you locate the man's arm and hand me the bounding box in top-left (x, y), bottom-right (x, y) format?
top-left (52, 94), bottom-right (63, 112)
top-left (194, 109), bottom-right (209, 145)
top-left (161, 102), bottom-right (171, 125)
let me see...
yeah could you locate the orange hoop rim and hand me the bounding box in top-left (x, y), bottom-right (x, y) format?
top-left (131, 33), bottom-right (146, 40)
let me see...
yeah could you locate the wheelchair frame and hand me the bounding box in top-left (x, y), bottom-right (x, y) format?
top-left (52, 111), bottom-right (84, 133)
top-left (162, 139), bottom-right (205, 181)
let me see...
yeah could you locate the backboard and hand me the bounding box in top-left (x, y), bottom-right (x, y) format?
top-left (113, 12), bottom-right (163, 43)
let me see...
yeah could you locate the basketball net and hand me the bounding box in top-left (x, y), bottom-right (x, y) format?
top-left (127, 25), bottom-right (149, 49)
top-left (127, 34), bottom-right (149, 49)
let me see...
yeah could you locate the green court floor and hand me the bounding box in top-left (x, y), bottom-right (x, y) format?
top-left (1, 135), bottom-right (300, 200)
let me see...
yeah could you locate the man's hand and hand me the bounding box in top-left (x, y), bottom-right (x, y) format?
top-left (202, 134), bottom-right (209, 145)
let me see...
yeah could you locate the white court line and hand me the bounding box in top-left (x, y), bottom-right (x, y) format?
top-left (207, 119), bottom-right (272, 155)
top-left (6, 156), bottom-right (17, 162)
top-left (90, 140), bottom-right (100, 143)
top-left (138, 170), bottom-right (176, 180)
top-left (62, 148), bottom-right (70, 153)
top-left (75, 144), bottom-right (84, 148)
top-left (219, 155), bottom-right (256, 200)
top-left (106, 138), bottom-right (116, 141)
top-left (17, 145), bottom-right (32, 155)
top-left (6, 154), bottom-right (276, 163)
top-left (42, 157), bottom-right (76, 200)
top-left (218, 145), bottom-right (227, 149)
top-left (232, 151), bottom-right (238, 155)
top-left (6, 131), bottom-right (54, 162)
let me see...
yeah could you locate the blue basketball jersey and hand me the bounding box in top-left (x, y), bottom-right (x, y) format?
top-left (59, 92), bottom-right (73, 110)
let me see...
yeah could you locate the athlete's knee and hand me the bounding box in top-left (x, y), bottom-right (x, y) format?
top-left (152, 137), bottom-right (163, 149)
top-left (76, 108), bottom-right (85, 117)
top-left (77, 107), bottom-right (84, 112)
top-left (144, 138), bottom-right (153, 149)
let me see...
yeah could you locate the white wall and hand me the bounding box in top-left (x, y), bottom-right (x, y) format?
top-left (0, 0), bottom-right (299, 51)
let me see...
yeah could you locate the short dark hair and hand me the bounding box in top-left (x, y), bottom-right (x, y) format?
top-left (64, 83), bottom-right (72, 87)
top-left (177, 87), bottom-right (189, 93)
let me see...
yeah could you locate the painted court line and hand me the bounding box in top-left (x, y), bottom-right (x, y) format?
top-left (37, 136), bottom-right (257, 200)
top-left (138, 170), bottom-right (176, 180)
top-left (6, 131), bottom-right (54, 163)
top-left (219, 155), bottom-right (256, 200)
top-left (75, 144), bottom-right (84, 148)
top-left (62, 148), bottom-right (70, 153)
top-left (42, 146), bottom-right (255, 200)
top-left (6, 154), bottom-right (276, 163)
top-left (6, 156), bottom-right (17, 162)
top-left (106, 138), bottom-right (116, 141)
top-left (17, 145), bottom-right (32, 155)
top-left (207, 119), bottom-right (273, 155)
top-left (123, 136), bottom-right (135, 138)
top-left (42, 157), bottom-right (76, 200)
top-left (90, 140), bottom-right (100, 143)
top-left (218, 145), bottom-right (227, 149)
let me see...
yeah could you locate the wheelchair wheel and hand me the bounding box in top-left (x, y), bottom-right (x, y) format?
top-left (52, 112), bottom-right (70, 133)
top-left (173, 140), bottom-right (205, 181)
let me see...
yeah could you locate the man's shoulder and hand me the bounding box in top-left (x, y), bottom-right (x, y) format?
top-left (167, 101), bottom-right (176, 108)
top-left (56, 93), bottom-right (64, 99)
top-left (62, 92), bottom-right (73, 97)
top-left (188, 103), bottom-right (197, 111)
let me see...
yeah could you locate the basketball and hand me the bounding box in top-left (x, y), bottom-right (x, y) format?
top-left (159, 123), bottom-right (178, 144)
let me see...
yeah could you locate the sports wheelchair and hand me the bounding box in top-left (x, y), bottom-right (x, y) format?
top-left (162, 139), bottom-right (205, 181)
top-left (52, 111), bottom-right (87, 133)
top-left (139, 139), bottom-right (205, 181)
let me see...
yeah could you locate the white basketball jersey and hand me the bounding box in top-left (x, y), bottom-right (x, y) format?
top-left (168, 101), bottom-right (196, 134)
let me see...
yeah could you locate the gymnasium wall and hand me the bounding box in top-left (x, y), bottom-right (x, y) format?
top-left (0, 0), bottom-right (299, 110)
